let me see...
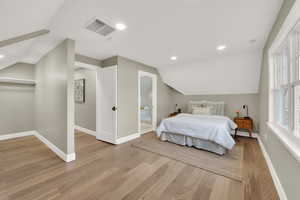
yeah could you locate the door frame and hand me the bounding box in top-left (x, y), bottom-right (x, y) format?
top-left (96, 65), bottom-right (118, 144)
top-left (138, 71), bottom-right (157, 135)
top-left (74, 61), bottom-right (98, 135)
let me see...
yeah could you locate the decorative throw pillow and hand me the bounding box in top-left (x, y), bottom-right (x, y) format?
top-left (192, 107), bottom-right (211, 115)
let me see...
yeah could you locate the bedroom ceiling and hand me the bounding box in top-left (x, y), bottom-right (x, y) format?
top-left (0, 0), bottom-right (66, 69)
top-left (0, 0), bottom-right (283, 94)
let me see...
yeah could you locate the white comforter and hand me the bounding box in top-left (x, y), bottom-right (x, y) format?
top-left (156, 114), bottom-right (237, 149)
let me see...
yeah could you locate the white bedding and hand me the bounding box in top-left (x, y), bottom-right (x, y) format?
top-left (156, 113), bottom-right (237, 149)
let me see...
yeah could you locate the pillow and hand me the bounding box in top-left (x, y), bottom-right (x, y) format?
top-left (192, 107), bottom-right (211, 115)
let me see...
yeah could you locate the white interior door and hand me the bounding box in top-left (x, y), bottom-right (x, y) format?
top-left (96, 65), bottom-right (117, 144)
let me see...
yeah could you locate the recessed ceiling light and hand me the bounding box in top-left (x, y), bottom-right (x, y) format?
top-left (0, 54), bottom-right (5, 59)
top-left (170, 56), bottom-right (177, 61)
top-left (217, 45), bottom-right (226, 51)
top-left (115, 23), bottom-right (127, 30)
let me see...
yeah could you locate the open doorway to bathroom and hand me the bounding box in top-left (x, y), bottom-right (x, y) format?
top-left (138, 71), bottom-right (157, 135)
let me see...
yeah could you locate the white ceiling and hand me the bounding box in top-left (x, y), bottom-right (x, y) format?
top-left (0, 0), bottom-right (283, 94)
top-left (160, 50), bottom-right (263, 95)
top-left (0, 0), bottom-right (65, 69)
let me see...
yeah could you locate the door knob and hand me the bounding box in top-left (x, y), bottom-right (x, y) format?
top-left (112, 106), bottom-right (117, 111)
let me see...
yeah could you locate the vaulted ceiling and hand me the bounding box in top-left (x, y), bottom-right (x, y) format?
top-left (0, 0), bottom-right (283, 94)
top-left (0, 0), bottom-right (66, 68)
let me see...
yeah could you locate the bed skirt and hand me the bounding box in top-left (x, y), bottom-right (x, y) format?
top-left (160, 132), bottom-right (227, 155)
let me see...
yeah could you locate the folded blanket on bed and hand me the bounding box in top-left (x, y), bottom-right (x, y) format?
top-left (156, 113), bottom-right (237, 149)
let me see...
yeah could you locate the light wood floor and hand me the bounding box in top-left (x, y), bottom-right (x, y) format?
top-left (0, 131), bottom-right (279, 200)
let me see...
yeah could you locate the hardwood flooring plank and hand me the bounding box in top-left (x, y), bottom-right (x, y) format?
top-left (122, 163), bottom-right (170, 200)
top-left (192, 171), bottom-right (217, 200)
top-left (242, 138), bottom-right (279, 200)
top-left (159, 165), bottom-right (198, 200)
top-left (137, 161), bottom-right (186, 200)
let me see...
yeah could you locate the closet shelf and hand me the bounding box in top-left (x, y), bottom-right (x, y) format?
top-left (0, 77), bottom-right (36, 85)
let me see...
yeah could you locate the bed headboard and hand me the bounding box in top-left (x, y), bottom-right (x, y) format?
top-left (188, 100), bottom-right (225, 116)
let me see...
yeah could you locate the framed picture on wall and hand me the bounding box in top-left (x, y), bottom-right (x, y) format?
top-left (74, 79), bottom-right (85, 103)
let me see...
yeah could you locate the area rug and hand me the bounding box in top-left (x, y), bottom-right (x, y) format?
top-left (132, 137), bottom-right (243, 182)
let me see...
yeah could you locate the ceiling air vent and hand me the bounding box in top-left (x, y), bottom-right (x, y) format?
top-left (86, 19), bottom-right (115, 36)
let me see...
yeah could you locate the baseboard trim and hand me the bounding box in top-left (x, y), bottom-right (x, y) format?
top-left (231, 130), bottom-right (258, 138)
top-left (0, 131), bottom-right (35, 140)
top-left (115, 133), bottom-right (140, 144)
top-left (141, 129), bottom-right (153, 135)
top-left (65, 152), bottom-right (76, 162)
top-left (34, 131), bottom-right (75, 162)
top-left (74, 125), bottom-right (96, 136)
top-left (0, 130), bottom-right (75, 163)
top-left (258, 136), bottom-right (288, 200)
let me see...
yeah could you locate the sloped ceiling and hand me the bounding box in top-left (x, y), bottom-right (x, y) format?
top-left (0, 0), bottom-right (283, 94)
top-left (0, 0), bottom-right (66, 69)
top-left (159, 50), bottom-right (263, 95)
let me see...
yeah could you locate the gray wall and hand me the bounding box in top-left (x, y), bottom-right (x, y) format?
top-left (0, 63), bottom-right (35, 79)
top-left (35, 39), bottom-right (75, 154)
top-left (101, 56), bottom-right (118, 67)
top-left (173, 93), bottom-right (260, 132)
top-left (74, 68), bottom-right (96, 131)
top-left (0, 63), bottom-right (35, 135)
top-left (103, 56), bottom-right (174, 138)
top-left (259, 0), bottom-right (299, 199)
top-left (75, 54), bottom-right (102, 67)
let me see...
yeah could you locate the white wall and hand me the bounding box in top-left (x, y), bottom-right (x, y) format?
top-left (159, 51), bottom-right (262, 95)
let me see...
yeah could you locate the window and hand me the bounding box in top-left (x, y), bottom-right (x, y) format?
top-left (270, 24), bottom-right (300, 135)
top-left (294, 31), bottom-right (300, 134)
top-left (268, 1), bottom-right (300, 163)
top-left (272, 43), bottom-right (290, 129)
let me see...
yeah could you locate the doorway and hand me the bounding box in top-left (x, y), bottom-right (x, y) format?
top-left (73, 61), bottom-right (98, 151)
top-left (73, 63), bottom-right (118, 148)
top-left (138, 71), bottom-right (157, 135)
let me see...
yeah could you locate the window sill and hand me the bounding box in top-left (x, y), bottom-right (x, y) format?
top-left (266, 122), bottom-right (300, 163)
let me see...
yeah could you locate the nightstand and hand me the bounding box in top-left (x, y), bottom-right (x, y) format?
top-left (234, 117), bottom-right (253, 138)
top-left (168, 112), bottom-right (179, 117)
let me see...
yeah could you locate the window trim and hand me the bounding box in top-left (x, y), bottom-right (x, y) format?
top-left (268, 0), bottom-right (300, 163)
top-left (266, 122), bottom-right (300, 163)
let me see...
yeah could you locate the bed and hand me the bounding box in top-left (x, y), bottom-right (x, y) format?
top-left (156, 101), bottom-right (237, 155)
